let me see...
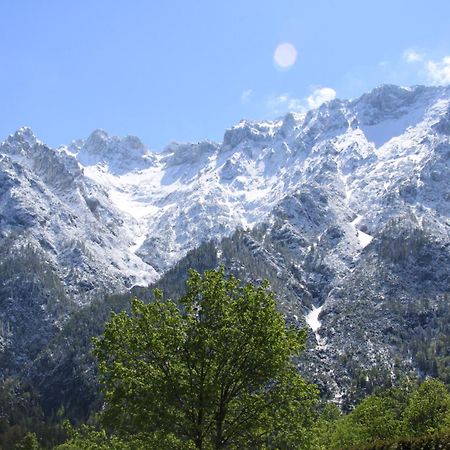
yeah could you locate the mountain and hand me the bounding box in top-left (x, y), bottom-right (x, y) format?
top-left (0, 84), bottom-right (449, 413)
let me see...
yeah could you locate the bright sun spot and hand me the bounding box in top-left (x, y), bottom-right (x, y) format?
top-left (273, 42), bottom-right (297, 69)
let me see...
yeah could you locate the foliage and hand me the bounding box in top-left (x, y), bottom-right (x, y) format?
top-left (93, 267), bottom-right (318, 449)
top-left (14, 432), bottom-right (41, 450)
top-left (320, 378), bottom-right (450, 449)
top-left (309, 403), bottom-right (341, 450)
top-left (53, 422), bottom-right (155, 450)
top-left (331, 395), bottom-right (402, 449)
top-left (0, 378), bottom-right (65, 450)
top-left (404, 294), bottom-right (450, 385)
top-left (353, 430), bottom-right (450, 450)
top-left (402, 378), bottom-right (450, 436)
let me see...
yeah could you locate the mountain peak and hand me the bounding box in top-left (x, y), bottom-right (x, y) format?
top-left (222, 119), bottom-right (280, 148)
top-left (76, 129), bottom-right (153, 174)
top-left (85, 128), bottom-right (110, 146)
top-left (0, 126), bottom-right (41, 158)
top-left (353, 84), bottom-right (441, 112)
top-left (9, 126), bottom-right (38, 147)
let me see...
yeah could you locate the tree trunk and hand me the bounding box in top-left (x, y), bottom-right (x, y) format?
top-left (214, 404), bottom-right (226, 449)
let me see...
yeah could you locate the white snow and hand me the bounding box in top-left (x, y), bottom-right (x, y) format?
top-left (341, 173), bottom-right (353, 203)
top-left (73, 83), bottom-right (445, 272)
top-left (362, 111), bottom-right (421, 148)
top-left (130, 229), bottom-right (148, 253)
top-left (2, 83), bottom-right (448, 292)
top-left (356, 229), bottom-right (373, 248)
top-left (351, 215), bottom-right (373, 248)
top-left (109, 190), bottom-right (160, 220)
top-left (305, 305), bottom-right (326, 348)
top-left (305, 305), bottom-right (324, 332)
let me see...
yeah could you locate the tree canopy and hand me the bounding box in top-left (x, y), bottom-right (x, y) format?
top-left (319, 379), bottom-right (450, 449)
top-left (402, 378), bottom-right (450, 436)
top-left (93, 267), bottom-right (318, 449)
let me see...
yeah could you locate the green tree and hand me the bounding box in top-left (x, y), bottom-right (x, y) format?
top-left (14, 432), bottom-right (41, 450)
top-left (54, 423), bottom-right (150, 450)
top-left (331, 394), bottom-right (403, 448)
top-left (310, 403), bottom-right (341, 450)
top-left (94, 267), bottom-right (318, 449)
top-left (402, 378), bottom-right (450, 436)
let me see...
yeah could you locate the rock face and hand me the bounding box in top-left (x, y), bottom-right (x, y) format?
top-left (0, 84), bottom-right (449, 406)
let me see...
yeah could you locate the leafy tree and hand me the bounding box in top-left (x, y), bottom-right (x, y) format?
top-left (326, 378), bottom-right (450, 449)
top-left (14, 432), bottom-right (41, 450)
top-left (94, 267), bottom-right (318, 449)
top-left (310, 403), bottom-right (341, 450)
top-left (54, 423), bottom-right (150, 450)
top-left (402, 378), bottom-right (450, 436)
top-left (333, 395), bottom-right (402, 448)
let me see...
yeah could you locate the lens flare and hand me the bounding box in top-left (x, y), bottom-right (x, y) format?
top-left (273, 42), bottom-right (297, 69)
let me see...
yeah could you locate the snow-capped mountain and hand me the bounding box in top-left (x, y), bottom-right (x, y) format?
top-left (56, 84), bottom-right (450, 277)
top-left (1, 84), bottom-right (449, 402)
top-left (0, 127), bottom-right (158, 294)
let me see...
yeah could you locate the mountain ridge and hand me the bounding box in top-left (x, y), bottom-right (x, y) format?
top-left (0, 83), bottom-right (449, 409)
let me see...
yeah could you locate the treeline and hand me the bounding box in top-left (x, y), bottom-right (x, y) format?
top-left (313, 378), bottom-right (450, 449)
top-left (7, 375), bottom-right (450, 449)
top-left (3, 264), bottom-right (450, 450)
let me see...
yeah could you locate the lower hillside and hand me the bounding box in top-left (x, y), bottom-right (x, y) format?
top-left (4, 208), bottom-right (449, 423)
top-left (3, 268), bottom-right (450, 449)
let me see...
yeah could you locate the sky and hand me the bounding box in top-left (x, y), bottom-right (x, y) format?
top-left (1, 0), bottom-right (450, 151)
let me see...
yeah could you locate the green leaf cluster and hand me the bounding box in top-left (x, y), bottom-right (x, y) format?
top-left (93, 267), bottom-right (318, 449)
top-left (314, 378), bottom-right (450, 449)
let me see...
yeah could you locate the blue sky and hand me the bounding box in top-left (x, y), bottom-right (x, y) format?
top-left (1, 0), bottom-right (450, 150)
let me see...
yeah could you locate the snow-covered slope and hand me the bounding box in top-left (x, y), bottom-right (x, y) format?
top-left (2, 84), bottom-right (449, 292)
top-left (54, 84), bottom-right (450, 276)
top-left (0, 127), bottom-right (158, 299)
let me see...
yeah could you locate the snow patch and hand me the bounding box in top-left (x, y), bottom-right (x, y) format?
top-left (109, 190), bottom-right (159, 220)
top-left (357, 229), bottom-right (373, 248)
top-left (351, 215), bottom-right (373, 248)
top-left (305, 305), bottom-right (326, 348)
top-left (360, 103), bottom-right (427, 148)
top-left (130, 231), bottom-right (148, 253)
top-left (305, 305), bottom-right (323, 332)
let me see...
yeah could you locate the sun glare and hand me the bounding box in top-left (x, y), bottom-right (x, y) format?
top-left (273, 42), bottom-right (297, 69)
